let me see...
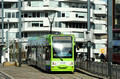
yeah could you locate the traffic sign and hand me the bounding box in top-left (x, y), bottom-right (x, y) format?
top-left (99, 48), bottom-right (106, 54)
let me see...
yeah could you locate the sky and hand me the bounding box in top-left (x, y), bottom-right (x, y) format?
top-left (103, 0), bottom-right (107, 2)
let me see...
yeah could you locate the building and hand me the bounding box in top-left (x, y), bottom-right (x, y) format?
top-left (0, 0), bottom-right (107, 62)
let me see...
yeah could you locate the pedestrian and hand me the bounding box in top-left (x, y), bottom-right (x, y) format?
top-left (100, 53), bottom-right (105, 62)
top-left (92, 57), bottom-right (95, 62)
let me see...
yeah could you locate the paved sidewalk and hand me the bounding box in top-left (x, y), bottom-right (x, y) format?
top-left (76, 68), bottom-right (109, 79)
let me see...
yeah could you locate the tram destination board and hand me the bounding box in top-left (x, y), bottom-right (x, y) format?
top-left (52, 36), bottom-right (72, 41)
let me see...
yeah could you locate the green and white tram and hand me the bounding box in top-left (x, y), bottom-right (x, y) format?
top-left (27, 34), bottom-right (76, 72)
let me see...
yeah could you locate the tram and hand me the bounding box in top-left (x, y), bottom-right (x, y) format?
top-left (27, 34), bottom-right (76, 72)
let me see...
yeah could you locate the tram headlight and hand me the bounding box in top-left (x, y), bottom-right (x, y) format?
top-left (69, 62), bottom-right (73, 65)
top-left (52, 62), bottom-right (57, 65)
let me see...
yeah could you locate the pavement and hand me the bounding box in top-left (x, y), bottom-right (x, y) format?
top-left (0, 64), bottom-right (108, 79)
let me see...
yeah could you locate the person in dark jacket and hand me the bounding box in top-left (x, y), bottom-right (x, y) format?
top-left (100, 53), bottom-right (105, 62)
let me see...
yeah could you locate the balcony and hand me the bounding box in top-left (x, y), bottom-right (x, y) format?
top-left (21, 7), bottom-right (58, 12)
top-left (60, 0), bottom-right (94, 3)
top-left (93, 39), bottom-right (107, 43)
top-left (22, 1), bottom-right (58, 12)
top-left (21, 27), bottom-right (50, 32)
top-left (94, 10), bottom-right (107, 15)
top-left (21, 18), bottom-right (45, 22)
top-left (0, 0), bottom-right (18, 2)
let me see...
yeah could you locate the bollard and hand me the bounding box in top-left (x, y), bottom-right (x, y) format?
top-left (94, 62), bottom-right (95, 74)
top-left (106, 62), bottom-right (108, 77)
top-left (116, 64), bottom-right (118, 79)
top-left (110, 62), bottom-right (113, 79)
top-left (102, 62), bottom-right (103, 76)
top-left (97, 62), bottom-right (99, 75)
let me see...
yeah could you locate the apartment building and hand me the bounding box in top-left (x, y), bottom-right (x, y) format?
top-left (0, 0), bottom-right (107, 61)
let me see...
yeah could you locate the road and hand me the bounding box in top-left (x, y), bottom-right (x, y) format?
top-left (0, 64), bottom-right (98, 79)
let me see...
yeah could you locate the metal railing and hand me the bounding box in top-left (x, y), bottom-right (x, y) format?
top-left (76, 58), bottom-right (120, 79)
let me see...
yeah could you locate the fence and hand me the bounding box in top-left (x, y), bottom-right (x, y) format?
top-left (76, 58), bottom-right (120, 79)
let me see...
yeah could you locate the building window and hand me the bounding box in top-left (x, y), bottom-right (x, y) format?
top-left (45, 13), bottom-right (48, 17)
top-left (8, 12), bottom-right (11, 18)
top-left (65, 22), bottom-right (87, 29)
top-left (40, 22), bottom-right (43, 27)
top-left (5, 12), bottom-right (8, 18)
top-left (28, 13), bottom-right (32, 18)
top-left (40, 12), bottom-right (44, 17)
top-left (79, 32), bottom-right (84, 38)
top-left (12, 12), bottom-right (15, 18)
top-left (79, 16), bottom-right (84, 18)
top-left (58, 2), bottom-right (61, 7)
top-left (24, 13), bottom-right (28, 18)
top-left (95, 43), bottom-right (103, 49)
top-left (32, 22), bottom-right (39, 27)
top-left (59, 22), bottom-right (61, 27)
top-left (62, 13), bottom-right (65, 17)
top-left (37, 12), bottom-right (40, 17)
top-left (31, 1), bottom-right (40, 7)
top-left (76, 14), bottom-right (78, 17)
top-left (31, 22), bottom-right (43, 27)
top-left (33, 12), bottom-right (36, 17)
top-left (57, 12), bottom-right (61, 17)
top-left (16, 12), bottom-right (19, 18)
top-left (95, 24), bottom-right (102, 30)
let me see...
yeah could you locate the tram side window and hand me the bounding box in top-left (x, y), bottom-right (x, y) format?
top-left (45, 46), bottom-right (51, 60)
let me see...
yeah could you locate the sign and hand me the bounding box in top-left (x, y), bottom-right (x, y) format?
top-left (84, 30), bottom-right (93, 42)
top-left (53, 36), bottom-right (72, 41)
top-left (99, 48), bottom-right (106, 54)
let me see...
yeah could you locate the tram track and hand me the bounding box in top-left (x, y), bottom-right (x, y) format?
top-left (53, 72), bottom-right (86, 79)
top-left (0, 72), bottom-right (12, 79)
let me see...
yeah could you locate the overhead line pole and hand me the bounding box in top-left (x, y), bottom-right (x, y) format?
top-left (87, 0), bottom-right (91, 70)
top-left (107, 0), bottom-right (113, 79)
top-left (18, 0), bottom-right (22, 67)
top-left (1, 0), bottom-right (4, 64)
top-left (2, 0), bottom-right (4, 44)
top-left (48, 12), bottom-right (56, 34)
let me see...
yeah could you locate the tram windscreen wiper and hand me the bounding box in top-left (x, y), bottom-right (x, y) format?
top-left (56, 53), bottom-right (63, 61)
top-left (59, 56), bottom-right (63, 61)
